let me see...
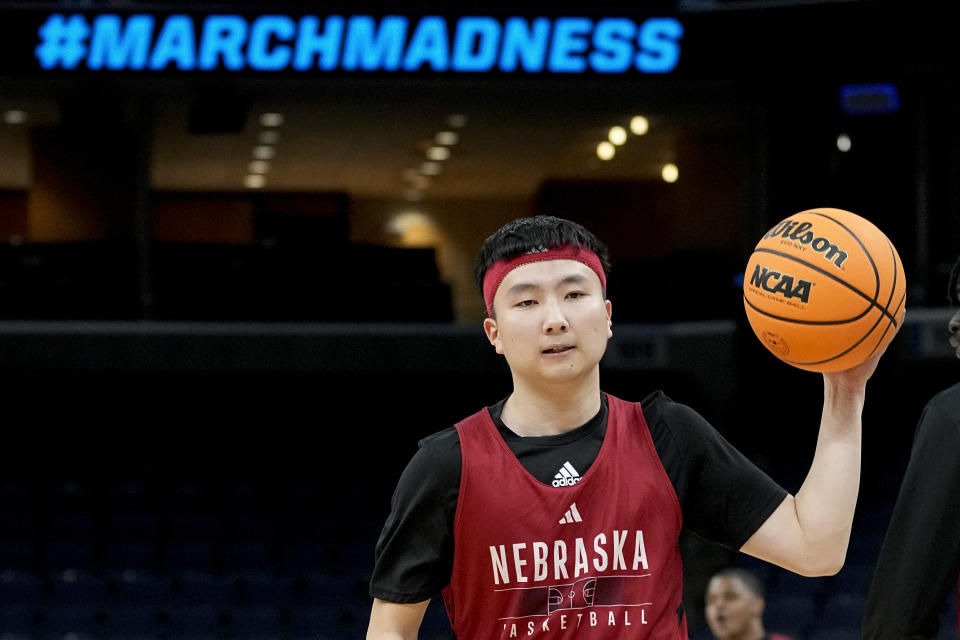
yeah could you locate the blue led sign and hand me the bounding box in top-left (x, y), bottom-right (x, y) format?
top-left (31, 13), bottom-right (683, 74)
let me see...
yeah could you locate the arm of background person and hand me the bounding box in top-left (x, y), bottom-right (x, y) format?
top-left (861, 393), bottom-right (960, 640)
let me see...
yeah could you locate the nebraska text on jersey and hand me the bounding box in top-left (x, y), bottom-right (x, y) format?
top-left (489, 530), bottom-right (648, 584)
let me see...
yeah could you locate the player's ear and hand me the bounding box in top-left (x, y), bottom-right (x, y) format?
top-left (483, 317), bottom-right (504, 354)
top-left (606, 300), bottom-right (613, 338)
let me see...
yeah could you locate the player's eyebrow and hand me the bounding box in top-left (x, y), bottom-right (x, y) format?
top-left (505, 274), bottom-right (589, 296)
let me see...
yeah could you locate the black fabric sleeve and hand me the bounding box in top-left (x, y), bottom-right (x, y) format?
top-left (862, 387), bottom-right (960, 640)
top-left (644, 391), bottom-right (788, 550)
top-left (369, 428), bottom-right (461, 603)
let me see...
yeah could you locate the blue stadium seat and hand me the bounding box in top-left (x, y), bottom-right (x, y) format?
top-left (765, 593), bottom-right (816, 635)
top-left (819, 593), bottom-right (865, 630)
top-left (48, 568), bottom-right (108, 606)
top-left (0, 605), bottom-right (41, 636)
top-left (170, 571), bottom-right (235, 607)
top-left (42, 539), bottom-right (98, 572)
top-left (222, 540), bottom-right (276, 574)
top-left (103, 540), bottom-right (159, 573)
top-left (233, 570), bottom-right (295, 606)
top-left (102, 602), bottom-right (163, 637)
top-left (0, 569), bottom-right (43, 606)
top-left (108, 569), bottom-right (171, 604)
top-left (768, 569), bottom-right (829, 600)
top-left (39, 602), bottom-right (102, 637)
top-left (162, 541), bottom-right (219, 574)
top-left (224, 604), bottom-right (283, 638)
top-left (0, 541), bottom-right (36, 571)
top-left (807, 628), bottom-right (859, 640)
top-left (829, 561), bottom-right (874, 595)
top-left (162, 603), bottom-right (226, 637)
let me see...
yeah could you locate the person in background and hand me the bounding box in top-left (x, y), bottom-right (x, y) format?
top-left (862, 254), bottom-right (960, 639)
top-left (705, 568), bottom-right (793, 640)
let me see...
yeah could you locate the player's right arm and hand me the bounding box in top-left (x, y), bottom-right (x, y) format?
top-left (366, 598), bottom-right (430, 640)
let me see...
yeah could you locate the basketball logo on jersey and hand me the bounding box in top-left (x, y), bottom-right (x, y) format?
top-left (548, 577), bottom-right (597, 614)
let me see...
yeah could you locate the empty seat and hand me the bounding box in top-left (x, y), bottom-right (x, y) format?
top-left (233, 570), bottom-right (295, 606)
top-left (42, 539), bottom-right (98, 572)
top-left (0, 604), bottom-right (41, 636)
top-left (0, 569), bottom-right (44, 606)
top-left (162, 541), bottom-right (219, 574)
top-left (103, 603), bottom-right (163, 637)
top-left (162, 603), bottom-right (227, 636)
top-left (808, 628), bottom-right (859, 640)
top-left (170, 571), bottom-right (236, 607)
top-left (222, 540), bottom-right (276, 574)
top-left (768, 569), bottom-right (829, 600)
top-left (103, 540), bottom-right (159, 573)
top-left (48, 568), bottom-right (108, 605)
top-left (39, 602), bottom-right (102, 636)
top-left (0, 541), bottom-right (35, 571)
top-left (224, 604), bottom-right (283, 637)
top-left (765, 593), bottom-right (816, 633)
top-left (108, 569), bottom-right (171, 604)
top-left (820, 593), bottom-right (865, 629)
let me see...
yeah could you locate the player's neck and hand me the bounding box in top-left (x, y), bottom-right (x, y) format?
top-left (501, 376), bottom-right (602, 437)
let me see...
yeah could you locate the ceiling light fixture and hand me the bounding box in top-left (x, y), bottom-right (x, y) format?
top-left (661, 163), bottom-right (679, 183)
top-left (252, 145), bottom-right (276, 160)
top-left (243, 174), bottom-right (266, 189)
top-left (259, 112), bottom-right (284, 127)
top-left (608, 126), bottom-right (627, 146)
top-left (258, 130), bottom-right (280, 144)
top-left (2, 110), bottom-right (28, 125)
top-left (420, 161), bottom-right (442, 176)
top-left (426, 146), bottom-right (451, 161)
top-left (630, 115), bottom-right (649, 135)
top-left (597, 141), bottom-right (615, 161)
top-left (435, 131), bottom-right (459, 146)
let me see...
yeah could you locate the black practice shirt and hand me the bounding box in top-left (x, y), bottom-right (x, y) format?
top-left (370, 390), bottom-right (788, 603)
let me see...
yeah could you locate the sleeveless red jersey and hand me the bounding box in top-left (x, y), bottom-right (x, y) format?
top-left (442, 393), bottom-right (686, 639)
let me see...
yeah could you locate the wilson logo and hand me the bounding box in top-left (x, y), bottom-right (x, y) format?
top-left (764, 219), bottom-right (849, 268)
top-left (749, 264), bottom-right (812, 303)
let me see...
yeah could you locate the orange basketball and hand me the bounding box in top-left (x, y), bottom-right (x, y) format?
top-left (742, 207), bottom-right (906, 372)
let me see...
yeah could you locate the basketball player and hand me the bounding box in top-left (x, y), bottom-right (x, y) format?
top-left (367, 215), bottom-right (896, 640)
top-left (862, 254), bottom-right (960, 640)
top-left (704, 568), bottom-right (793, 640)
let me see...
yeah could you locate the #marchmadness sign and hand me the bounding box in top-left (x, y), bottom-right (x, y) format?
top-left (0, 11), bottom-right (684, 75)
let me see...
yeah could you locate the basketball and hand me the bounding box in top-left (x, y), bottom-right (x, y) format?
top-left (742, 207), bottom-right (906, 372)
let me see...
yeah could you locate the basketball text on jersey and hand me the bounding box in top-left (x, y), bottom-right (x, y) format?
top-left (748, 264), bottom-right (812, 303)
top-left (763, 219), bottom-right (849, 268)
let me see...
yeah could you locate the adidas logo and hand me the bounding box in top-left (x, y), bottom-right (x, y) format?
top-left (552, 461), bottom-right (582, 487)
top-left (558, 502), bottom-right (583, 525)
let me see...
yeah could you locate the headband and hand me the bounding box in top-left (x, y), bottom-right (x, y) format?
top-left (482, 245), bottom-right (607, 316)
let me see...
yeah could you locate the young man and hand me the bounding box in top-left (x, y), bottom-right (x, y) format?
top-left (367, 215), bottom-right (894, 640)
top-left (704, 568), bottom-right (793, 640)
top-left (861, 255), bottom-right (960, 640)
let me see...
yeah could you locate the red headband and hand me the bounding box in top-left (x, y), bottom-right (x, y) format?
top-left (482, 245), bottom-right (607, 316)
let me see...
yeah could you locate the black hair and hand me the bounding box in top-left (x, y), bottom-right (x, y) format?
top-left (473, 215), bottom-right (612, 297)
top-left (948, 254), bottom-right (960, 306)
top-left (710, 568), bottom-right (765, 599)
